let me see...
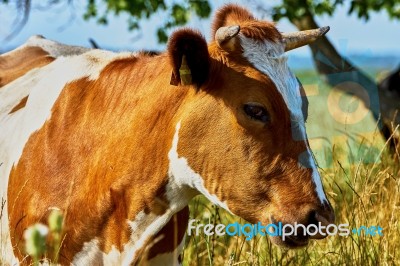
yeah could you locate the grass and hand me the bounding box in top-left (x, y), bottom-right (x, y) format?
top-left (182, 140), bottom-right (400, 265)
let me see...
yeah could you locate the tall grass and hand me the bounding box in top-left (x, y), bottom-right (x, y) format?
top-left (182, 137), bottom-right (400, 266)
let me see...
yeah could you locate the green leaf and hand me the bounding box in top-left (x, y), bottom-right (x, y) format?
top-left (128, 18), bottom-right (139, 31)
top-left (157, 28), bottom-right (168, 43)
top-left (97, 16), bottom-right (108, 25)
top-left (190, 1), bottom-right (211, 18)
top-left (83, 0), bottom-right (97, 20)
top-left (171, 4), bottom-right (189, 25)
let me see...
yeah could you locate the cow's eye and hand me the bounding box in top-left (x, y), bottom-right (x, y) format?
top-left (244, 103), bottom-right (269, 123)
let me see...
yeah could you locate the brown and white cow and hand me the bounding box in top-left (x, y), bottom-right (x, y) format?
top-left (0, 4), bottom-right (334, 265)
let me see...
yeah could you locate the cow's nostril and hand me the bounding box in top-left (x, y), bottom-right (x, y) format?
top-left (309, 202), bottom-right (335, 226)
top-left (315, 211), bottom-right (332, 226)
top-left (307, 204), bottom-right (335, 239)
top-left (307, 210), bottom-right (318, 226)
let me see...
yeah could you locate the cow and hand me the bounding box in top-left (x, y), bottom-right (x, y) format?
top-left (0, 4), bottom-right (335, 265)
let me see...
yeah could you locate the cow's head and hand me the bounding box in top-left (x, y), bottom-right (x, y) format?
top-left (167, 4), bottom-right (334, 248)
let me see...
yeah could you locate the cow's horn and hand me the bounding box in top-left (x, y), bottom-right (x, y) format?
top-left (216, 25), bottom-right (240, 51)
top-left (283, 26), bottom-right (330, 52)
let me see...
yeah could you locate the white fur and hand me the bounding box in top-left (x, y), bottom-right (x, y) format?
top-left (25, 35), bottom-right (91, 57)
top-left (1, 35), bottom-right (90, 58)
top-left (72, 211), bottom-right (185, 265)
top-left (0, 49), bottom-right (135, 265)
top-left (240, 35), bottom-right (327, 203)
top-left (122, 211), bottom-right (171, 265)
top-left (71, 239), bottom-right (123, 266)
top-left (72, 206), bottom-right (184, 263)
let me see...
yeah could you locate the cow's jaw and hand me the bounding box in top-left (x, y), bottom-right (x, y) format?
top-left (167, 121), bottom-right (233, 212)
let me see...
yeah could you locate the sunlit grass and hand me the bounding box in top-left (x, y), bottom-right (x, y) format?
top-left (182, 135), bottom-right (400, 265)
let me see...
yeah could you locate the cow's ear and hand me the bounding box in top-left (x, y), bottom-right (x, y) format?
top-left (167, 28), bottom-right (210, 87)
top-left (211, 4), bottom-right (254, 38)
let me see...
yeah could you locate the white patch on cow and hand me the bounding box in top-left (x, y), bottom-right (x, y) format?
top-left (71, 238), bottom-right (102, 264)
top-left (0, 49), bottom-right (136, 264)
top-left (168, 122), bottom-right (233, 213)
top-left (73, 210), bottom-right (183, 265)
top-left (71, 239), bottom-right (123, 265)
top-left (25, 35), bottom-right (91, 57)
top-left (121, 210), bottom-right (177, 265)
top-left (297, 148), bottom-right (328, 203)
top-left (73, 212), bottom-right (185, 265)
top-left (311, 168), bottom-right (327, 203)
top-left (0, 245), bottom-right (19, 266)
top-left (240, 35), bottom-right (327, 203)
top-left (0, 35), bottom-right (91, 58)
top-left (146, 236), bottom-right (185, 266)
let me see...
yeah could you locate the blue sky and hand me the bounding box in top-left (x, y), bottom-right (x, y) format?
top-left (1, 0), bottom-right (399, 58)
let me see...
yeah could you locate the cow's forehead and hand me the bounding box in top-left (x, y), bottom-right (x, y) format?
top-left (239, 34), bottom-right (303, 123)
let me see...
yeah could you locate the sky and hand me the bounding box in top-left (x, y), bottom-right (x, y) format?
top-left (0, 0), bottom-right (399, 59)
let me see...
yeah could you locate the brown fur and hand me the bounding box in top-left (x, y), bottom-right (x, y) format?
top-left (212, 4), bottom-right (282, 43)
top-left (211, 4), bottom-right (255, 36)
top-left (9, 96), bottom-right (29, 114)
top-left (3, 39), bottom-right (189, 265)
top-left (0, 46), bottom-right (55, 88)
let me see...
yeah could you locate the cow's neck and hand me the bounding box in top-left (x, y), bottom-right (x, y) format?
top-left (88, 56), bottom-right (200, 261)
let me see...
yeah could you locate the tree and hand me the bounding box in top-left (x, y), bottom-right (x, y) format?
top-left (271, 0), bottom-right (399, 79)
top-left (83, 0), bottom-right (212, 43)
top-left (0, 0), bottom-right (212, 43)
top-left (270, 0), bottom-right (400, 148)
